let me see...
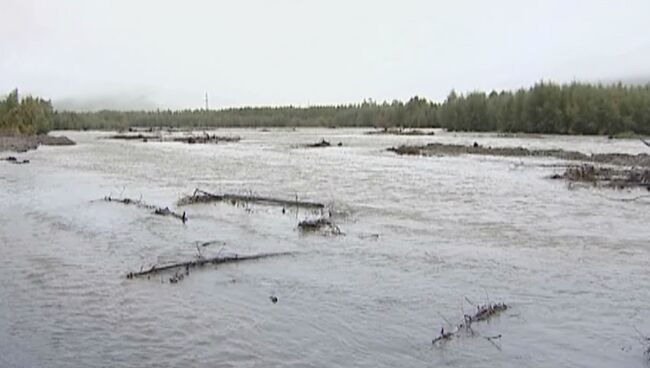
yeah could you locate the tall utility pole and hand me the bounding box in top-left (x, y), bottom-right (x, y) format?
top-left (205, 92), bottom-right (209, 111)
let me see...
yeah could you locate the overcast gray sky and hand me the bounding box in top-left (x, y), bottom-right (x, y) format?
top-left (2, 0), bottom-right (650, 110)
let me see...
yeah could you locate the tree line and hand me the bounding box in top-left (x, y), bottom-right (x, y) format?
top-left (3, 81), bottom-right (650, 135)
top-left (0, 89), bottom-right (54, 135)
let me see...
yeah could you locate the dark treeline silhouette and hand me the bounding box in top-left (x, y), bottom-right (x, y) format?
top-left (5, 81), bottom-right (650, 135)
top-left (51, 97), bottom-right (436, 130)
top-left (0, 89), bottom-right (54, 135)
top-left (439, 81), bottom-right (650, 135)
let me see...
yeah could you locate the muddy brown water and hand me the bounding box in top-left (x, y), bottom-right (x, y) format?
top-left (1, 129), bottom-right (649, 368)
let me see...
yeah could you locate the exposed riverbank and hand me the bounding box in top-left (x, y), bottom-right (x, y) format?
top-left (388, 142), bottom-right (650, 167)
top-left (0, 134), bottom-right (75, 153)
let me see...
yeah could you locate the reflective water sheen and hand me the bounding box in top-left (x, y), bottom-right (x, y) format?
top-left (1, 129), bottom-right (649, 368)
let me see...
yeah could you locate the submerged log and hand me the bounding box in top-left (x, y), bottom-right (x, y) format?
top-left (177, 188), bottom-right (325, 210)
top-left (126, 251), bottom-right (293, 279)
top-left (103, 196), bottom-right (187, 223)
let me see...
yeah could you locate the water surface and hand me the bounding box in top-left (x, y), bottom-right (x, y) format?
top-left (1, 129), bottom-right (649, 367)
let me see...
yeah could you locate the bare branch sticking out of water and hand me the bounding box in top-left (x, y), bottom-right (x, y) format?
top-left (177, 188), bottom-right (325, 211)
top-left (126, 251), bottom-right (294, 280)
top-left (102, 196), bottom-right (187, 223)
top-left (432, 301), bottom-right (508, 346)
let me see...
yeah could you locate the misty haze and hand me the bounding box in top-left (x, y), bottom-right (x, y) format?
top-left (1, 1), bottom-right (650, 367)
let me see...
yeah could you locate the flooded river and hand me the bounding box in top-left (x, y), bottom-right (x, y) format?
top-left (1, 129), bottom-right (649, 367)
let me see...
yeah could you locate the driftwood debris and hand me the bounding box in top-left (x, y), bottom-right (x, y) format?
top-left (104, 133), bottom-right (240, 144)
top-left (432, 301), bottom-right (508, 345)
top-left (105, 133), bottom-right (160, 141)
top-left (551, 164), bottom-right (650, 190)
top-left (103, 196), bottom-right (187, 223)
top-left (177, 188), bottom-right (325, 211)
top-left (298, 217), bottom-right (342, 235)
top-left (171, 134), bottom-right (240, 144)
top-left (366, 127), bottom-right (435, 136)
top-left (304, 139), bottom-right (332, 148)
top-left (464, 302), bottom-right (508, 324)
top-left (4, 156), bottom-right (30, 164)
top-left (126, 251), bottom-right (293, 279)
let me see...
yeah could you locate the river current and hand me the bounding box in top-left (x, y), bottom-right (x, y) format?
top-left (1, 129), bottom-right (649, 367)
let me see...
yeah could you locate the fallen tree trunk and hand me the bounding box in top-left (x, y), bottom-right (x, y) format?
top-left (177, 188), bottom-right (325, 210)
top-left (103, 196), bottom-right (187, 223)
top-left (126, 251), bottom-right (293, 279)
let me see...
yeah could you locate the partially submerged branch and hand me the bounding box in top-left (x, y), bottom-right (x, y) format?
top-left (126, 251), bottom-right (294, 279)
top-left (177, 188), bottom-right (325, 211)
top-left (432, 300), bottom-right (508, 346)
top-left (103, 196), bottom-right (187, 223)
